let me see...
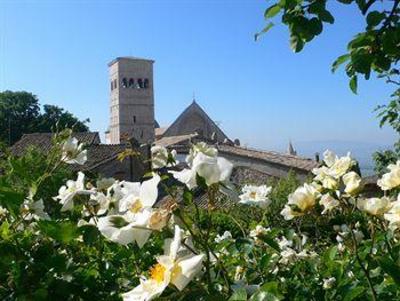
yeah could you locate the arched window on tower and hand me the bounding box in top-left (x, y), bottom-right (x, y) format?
top-left (121, 78), bottom-right (128, 88)
top-left (113, 79), bottom-right (117, 89)
top-left (144, 79), bottom-right (149, 89)
top-left (128, 78), bottom-right (134, 88)
top-left (133, 115), bottom-right (136, 123)
top-left (137, 79), bottom-right (144, 89)
top-left (110, 81), bottom-right (113, 91)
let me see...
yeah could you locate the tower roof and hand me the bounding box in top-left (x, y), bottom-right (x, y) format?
top-left (287, 140), bottom-right (297, 156)
top-left (108, 56), bottom-right (154, 66)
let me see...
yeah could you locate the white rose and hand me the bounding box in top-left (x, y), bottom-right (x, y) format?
top-left (378, 161), bottom-right (400, 191)
top-left (319, 194), bottom-right (339, 214)
top-left (384, 195), bottom-right (400, 230)
top-left (287, 183), bottom-right (320, 213)
top-left (239, 185), bottom-right (272, 208)
top-left (61, 137), bottom-right (87, 165)
top-left (358, 197), bottom-right (392, 216)
top-left (343, 171), bottom-right (362, 195)
top-left (328, 153), bottom-right (354, 179)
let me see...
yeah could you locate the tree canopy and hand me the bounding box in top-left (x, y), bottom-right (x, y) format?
top-left (0, 91), bottom-right (89, 145)
top-left (258, 0), bottom-right (400, 172)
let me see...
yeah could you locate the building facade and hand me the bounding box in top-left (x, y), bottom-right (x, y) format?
top-left (107, 57), bottom-right (155, 144)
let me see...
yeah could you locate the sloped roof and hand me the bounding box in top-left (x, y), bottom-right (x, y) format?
top-left (155, 134), bottom-right (197, 148)
top-left (155, 127), bottom-right (168, 137)
top-left (10, 132), bottom-right (128, 172)
top-left (11, 132), bottom-right (100, 156)
top-left (231, 166), bottom-right (277, 185)
top-left (162, 101), bottom-right (230, 143)
top-left (81, 144), bottom-right (128, 171)
top-left (217, 144), bottom-right (318, 171)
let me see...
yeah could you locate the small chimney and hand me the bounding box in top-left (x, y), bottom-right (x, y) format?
top-left (315, 152), bottom-right (320, 162)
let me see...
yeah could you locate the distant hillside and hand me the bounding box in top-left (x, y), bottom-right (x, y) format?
top-left (291, 141), bottom-right (392, 176)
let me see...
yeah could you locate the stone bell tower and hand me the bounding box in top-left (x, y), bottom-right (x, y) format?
top-left (107, 57), bottom-right (155, 144)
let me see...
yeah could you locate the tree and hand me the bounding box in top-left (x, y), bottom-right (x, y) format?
top-left (37, 105), bottom-right (89, 133)
top-left (257, 0), bottom-right (400, 173)
top-left (0, 91), bottom-right (89, 145)
top-left (0, 91), bottom-right (41, 145)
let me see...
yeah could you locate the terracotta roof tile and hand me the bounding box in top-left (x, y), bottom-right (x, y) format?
top-left (217, 144), bottom-right (318, 171)
top-left (10, 132), bottom-right (128, 171)
top-left (11, 132), bottom-right (100, 156)
top-left (155, 134), bottom-right (197, 148)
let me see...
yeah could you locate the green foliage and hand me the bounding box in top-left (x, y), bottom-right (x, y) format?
top-left (0, 91), bottom-right (40, 146)
top-left (0, 140), bottom-right (164, 300)
top-left (258, 0), bottom-right (400, 173)
top-left (1, 136), bottom-right (400, 300)
top-left (38, 104), bottom-right (90, 133)
top-left (0, 90), bottom-right (89, 145)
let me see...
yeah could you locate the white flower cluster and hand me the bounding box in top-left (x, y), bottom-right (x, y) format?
top-left (239, 185), bottom-right (272, 208)
top-left (171, 142), bottom-right (233, 189)
top-left (281, 150), bottom-right (361, 220)
top-left (278, 151), bottom-right (400, 232)
top-left (273, 232), bottom-right (317, 267)
top-left (370, 160), bottom-right (400, 230)
top-left (215, 230), bottom-right (233, 243)
top-left (334, 223), bottom-right (364, 252)
top-left (52, 170), bottom-right (172, 247)
top-left (249, 225), bottom-right (270, 244)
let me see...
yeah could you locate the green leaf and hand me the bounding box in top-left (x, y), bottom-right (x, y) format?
top-left (374, 56), bottom-right (391, 71)
top-left (308, 17), bottom-right (323, 36)
top-left (229, 288), bottom-right (247, 301)
top-left (290, 34), bottom-right (304, 52)
top-left (332, 54), bottom-right (350, 72)
top-left (0, 220), bottom-right (11, 240)
top-left (255, 22), bottom-right (275, 41)
top-left (250, 282), bottom-right (283, 301)
top-left (378, 257), bottom-right (400, 285)
top-left (38, 220), bottom-right (79, 244)
top-left (0, 187), bottom-right (25, 216)
top-left (260, 236), bottom-right (280, 252)
top-left (343, 286), bottom-right (365, 301)
top-left (320, 10), bottom-right (334, 24)
top-left (366, 11), bottom-right (385, 28)
top-left (81, 224), bottom-right (100, 245)
top-left (264, 4), bottom-right (281, 19)
top-left (349, 76), bottom-right (358, 94)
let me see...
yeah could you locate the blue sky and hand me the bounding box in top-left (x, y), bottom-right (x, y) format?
top-left (0, 0), bottom-right (396, 154)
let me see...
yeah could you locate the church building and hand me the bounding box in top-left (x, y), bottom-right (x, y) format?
top-left (11, 56), bottom-right (318, 183)
top-left (104, 56), bottom-right (318, 183)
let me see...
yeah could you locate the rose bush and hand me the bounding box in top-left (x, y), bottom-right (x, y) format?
top-left (0, 130), bottom-right (400, 300)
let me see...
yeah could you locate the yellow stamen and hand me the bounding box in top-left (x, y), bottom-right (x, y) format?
top-left (129, 198), bottom-right (143, 213)
top-left (250, 192), bottom-right (257, 199)
top-left (149, 263), bottom-right (166, 283)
